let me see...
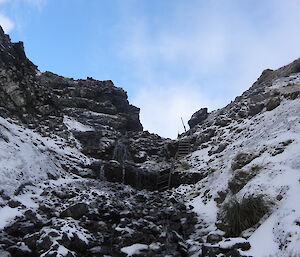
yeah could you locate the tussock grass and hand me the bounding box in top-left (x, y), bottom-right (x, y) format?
top-left (221, 195), bottom-right (269, 236)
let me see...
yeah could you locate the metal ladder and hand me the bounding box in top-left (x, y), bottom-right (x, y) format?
top-left (177, 138), bottom-right (191, 159)
top-left (157, 166), bottom-right (172, 191)
top-left (157, 138), bottom-right (191, 191)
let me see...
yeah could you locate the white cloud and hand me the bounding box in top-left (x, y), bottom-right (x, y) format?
top-left (0, 0), bottom-right (47, 33)
top-left (132, 82), bottom-right (225, 139)
top-left (0, 13), bottom-right (14, 33)
top-left (118, 1), bottom-right (300, 138)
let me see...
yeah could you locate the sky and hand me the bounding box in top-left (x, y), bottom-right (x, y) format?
top-left (1, 0), bottom-right (300, 138)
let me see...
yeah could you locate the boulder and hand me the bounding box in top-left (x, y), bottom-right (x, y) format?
top-left (60, 203), bottom-right (89, 220)
top-left (248, 103), bottom-right (264, 116)
top-left (266, 97), bottom-right (281, 111)
top-left (7, 242), bottom-right (32, 257)
top-left (206, 234), bottom-right (223, 244)
top-left (7, 200), bottom-right (22, 208)
top-left (188, 108), bottom-right (208, 128)
top-left (231, 153), bottom-right (257, 171)
top-left (228, 169), bottom-right (256, 193)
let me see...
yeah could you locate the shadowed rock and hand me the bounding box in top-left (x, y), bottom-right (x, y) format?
top-left (188, 108), bottom-right (208, 129)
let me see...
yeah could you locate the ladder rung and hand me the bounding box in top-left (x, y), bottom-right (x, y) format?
top-left (159, 186), bottom-right (169, 191)
top-left (157, 179), bottom-right (169, 183)
top-left (159, 171), bottom-right (171, 176)
top-left (157, 183), bottom-right (168, 188)
top-left (159, 176), bottom-right (170, 180)
top-left (158, 178), bottom-right (169, 183)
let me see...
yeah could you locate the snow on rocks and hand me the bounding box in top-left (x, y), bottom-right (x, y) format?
top-left (177, 73), bottom-right (300, 256)
top-left (63, 116), bottom-right (94, 132)
top-left (121, 243), bottom-right (149, 256)
top-left (0, 206), bottom-right (22, 230)
top-left (1, 27), bottom-right (300, 257)
top-left (0, 117), bottom-right (90, 195)
top-left (0, 177), bottom-right (197, 256)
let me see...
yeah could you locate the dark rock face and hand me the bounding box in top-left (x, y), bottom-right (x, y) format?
top-left (103, 160), bottom-right (158, 190)
top-left (38, 71), bottom-right (143, 133)
top-left (188, 108), bottom-right (208, 128)
top-left (103, 160), bottom-right (123, 183)
top-left (0, 26), bottom-right (150, 187)
top-left (0, 27), bottom-right (40, 114)
top-left (0, 26), bottom-right (143, 154)
top-left (127, 131), bottom-right (169, 159)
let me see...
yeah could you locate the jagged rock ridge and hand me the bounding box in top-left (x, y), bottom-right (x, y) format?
top-left (0, 26), bottom-right (197, 257)
top-left (1, 25), bottom-right (300, 257)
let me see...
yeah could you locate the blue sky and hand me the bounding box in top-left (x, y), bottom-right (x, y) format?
top-left (1, 0), bottom-right (300, 138)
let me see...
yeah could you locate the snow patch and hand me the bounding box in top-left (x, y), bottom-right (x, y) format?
top-left (121, 243), bottom-right (149, 256)
top-left (63, 116), bottom-right (94, 132)
top-left (0, 206), bottom-right (22, 229)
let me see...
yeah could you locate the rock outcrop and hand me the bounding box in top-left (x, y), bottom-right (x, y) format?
top-left (188, 107), bottom-right (208, 128)
top-left (1, 24), bottom-right (300, 257)
top-left (177, 58), bottom-right (300, 256)
top-left (0, 25), bottom-right (143, 140)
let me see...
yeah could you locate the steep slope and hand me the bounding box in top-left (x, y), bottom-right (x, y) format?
top-left (0, 26), bottom-right (171, 188)
top-left (175, 62), bottom-right (300, 257)
top-left (1, 24), bottom-right (300, 257)
top-left (0, 25), bottom-right (143, 154)
top-left (0, 26), bottom-right (196, 257)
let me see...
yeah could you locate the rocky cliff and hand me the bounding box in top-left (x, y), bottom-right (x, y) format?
top-left (176, 59), bottom-right (300, 256)
top-left (1, 26), bottom-right (194, 257)
top-left (0, 25), bottom-right (144, 155)
top-left (1, 25), bottom-right (300, 257)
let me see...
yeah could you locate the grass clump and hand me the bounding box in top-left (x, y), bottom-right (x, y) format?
top-left (250, 164), bottom-right (263, 172)
top-left (181, 161), bottom-right (191, 170)
top-left (220, 195), bottom-right (269, 236)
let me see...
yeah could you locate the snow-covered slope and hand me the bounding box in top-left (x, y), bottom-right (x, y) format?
top-left (178, 73), bottom-right (300, 257)
top-left (0, 116), bottom-right (91, 195)
top-left (0, 116), bottom-right (198, 257)
top-left (1, 24), bottom-right (300, 256)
